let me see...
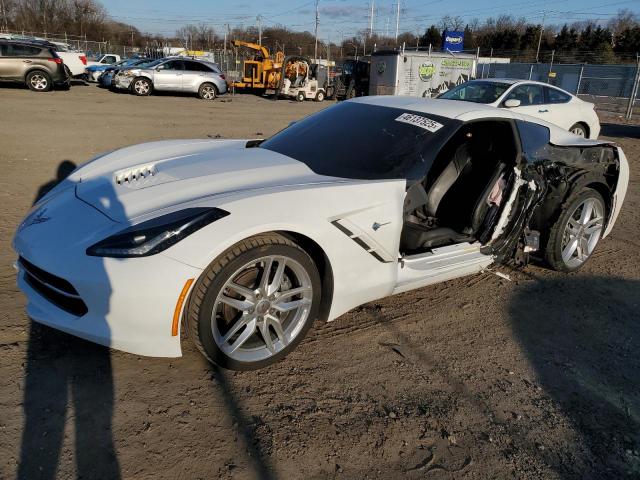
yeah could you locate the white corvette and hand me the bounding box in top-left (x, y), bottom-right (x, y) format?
top-left (13, 97), bottom-right (629, 370)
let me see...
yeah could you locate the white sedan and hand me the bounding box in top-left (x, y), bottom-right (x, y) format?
top-left (439, 79), bottom-right (601, 138)
top-left (13, 97), bottom-right (628, 370)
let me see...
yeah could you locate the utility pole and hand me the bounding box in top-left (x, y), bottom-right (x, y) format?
top-left (395, 1), bottom-right (400, 44)
top-left (314, 0), bottom-right (319, 60)
top-left (257, 15), bottom-right (262, 45)
top-left (369, 0), bottom-right (375, 37)
top-left (223, 24), bottom-right (228, 53)
top-left (535, 11), bottom-right (546, 63)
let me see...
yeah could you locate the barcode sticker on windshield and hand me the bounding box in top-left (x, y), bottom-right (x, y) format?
top-left (395, 113), bottom-right (443, 132)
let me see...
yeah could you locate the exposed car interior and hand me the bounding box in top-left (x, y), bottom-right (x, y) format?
top-left (400, 120), bottom-right (518, 254)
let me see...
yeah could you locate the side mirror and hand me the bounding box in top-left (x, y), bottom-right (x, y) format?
top-left (503, 98), bottom-right (521, 108)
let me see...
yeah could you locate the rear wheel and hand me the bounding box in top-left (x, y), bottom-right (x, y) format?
top-left (569, 123), bottom-right (588, 138)
top-left (132, 77), bottom-right (152, 96)
top-left (198, 82), bottom-right (217, 100)
top-left (544, 189), bottom-right (605, 272)
top-left (186, 234), bottom-right (321, 370)
top-left (26, 70), bottom-right (52, 92)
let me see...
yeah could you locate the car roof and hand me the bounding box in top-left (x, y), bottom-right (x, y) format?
top-left (469, 78), bottom-right (573, 91)
top-left (353, 96), bottom-right (511, 119)
top-left (351, 96), bottom-right (606, 148)
top-left (0, 38), bottom-right (49, 47)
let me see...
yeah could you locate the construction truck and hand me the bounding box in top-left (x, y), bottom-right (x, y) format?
top-left (231, 40), bottom-right (284, 93)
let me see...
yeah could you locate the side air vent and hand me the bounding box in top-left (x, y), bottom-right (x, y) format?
top-left (331, 220), bottom-right (392, 263)
top-left (114, 164), bottom-right (158, 186)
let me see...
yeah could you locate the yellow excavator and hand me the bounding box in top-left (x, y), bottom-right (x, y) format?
top-left (231, 40), bottom-right (285, 92)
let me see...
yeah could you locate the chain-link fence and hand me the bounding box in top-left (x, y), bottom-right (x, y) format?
top-left (478, 59), bottom-right (640, 118)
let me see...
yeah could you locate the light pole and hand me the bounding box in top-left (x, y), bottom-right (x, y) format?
top-left (535, 11), bottom-right (546, 63)
top-left (314, 0), bottom-right (319, 60)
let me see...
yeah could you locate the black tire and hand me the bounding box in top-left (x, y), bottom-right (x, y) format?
top-left (544, 188), bottom-right (606, 272)
top-left (25, 70), bottom-right (52, 92)
top-left (325, 85), bottom-right (335, 99)
top-left (186, 233), bottom-right (321, 370)
top-left (315, 90), bottom-right (325, 102)
top-left (198, 82), bottom-right (217, 100)
top-left (131, 77), bottom-right (152, 96)
top-left (569, 123), bottom-right (588, 138)
top-left (296, 91), bottom-right (305, 102)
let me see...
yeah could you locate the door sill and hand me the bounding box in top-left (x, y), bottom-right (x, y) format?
top-left (394, 242), bottom-right (493, 294)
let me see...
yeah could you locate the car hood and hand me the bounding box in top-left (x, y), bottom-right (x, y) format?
top-left (66, 139), bottom-right (337, 222)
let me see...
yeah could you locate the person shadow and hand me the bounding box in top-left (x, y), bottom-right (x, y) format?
top-left (509, 275), bottom-right (640, 478)
top-left (18, 161), bottom-right (121, 479)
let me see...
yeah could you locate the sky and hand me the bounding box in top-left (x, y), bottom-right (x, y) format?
top-left (101, 0), bottom-right (640, 41)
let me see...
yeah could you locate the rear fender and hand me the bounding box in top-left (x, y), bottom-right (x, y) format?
top-left (527, 142), bottom-right (624, 249)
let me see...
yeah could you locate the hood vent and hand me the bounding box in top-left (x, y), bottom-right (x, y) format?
top-left (114, 164), bottom-right (158, 187)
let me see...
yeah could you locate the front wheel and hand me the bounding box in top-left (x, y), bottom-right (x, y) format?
top-left (198, 82), bottom-right (217, 100)
top-left (132, 77), bottom-right (152, 96)
top-left (186, 234), bottom-right (321, 370)
top-left (296, 91), bottom-right (305, 102)
top-left (315, 90), bottom-right (325, 102)
top-left (26, 70), bottom-right (52, 92)
top-left (544, 189), bottom-right (606, 272)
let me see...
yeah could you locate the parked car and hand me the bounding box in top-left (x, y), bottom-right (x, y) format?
top-left (113, 57), bottom-right (227, 100)
top-left (0, 39), bottom-right (68, 91)
top-left (85, 53), bottom-right (121, 67)
top-left (87, 58), bottom-right (141, 82)
top-left (13, 97), bottom-right (628, 370)
top-left (0, 35), bottom-right (87, 78)
top-left (438, 79), bottom-right (600, 138)
top-left (98, 58), bottom-right (157, 88)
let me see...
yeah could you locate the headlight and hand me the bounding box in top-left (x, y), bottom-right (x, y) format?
top-left (87, 208), bottom-right (229, 258)
top-left (124, 70), bottom-right (138, 77)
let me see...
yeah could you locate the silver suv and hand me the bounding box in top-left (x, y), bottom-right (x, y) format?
top-left (0, 40), bottom-right (68, 91)
top-left (114, 57), bottom-right (228, 100)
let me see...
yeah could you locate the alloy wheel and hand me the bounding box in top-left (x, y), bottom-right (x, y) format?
top-left (30, 74), bottom-right (48, 90)
top-left (211, 255), bottom-right (313, 362)
top-left (134, 79), bottom-right (149, 95)
top-left (201, 85), bottom-right (216, 100)
top-left (561, 197), bottom-right (604, 269)
top-left (570, 125), bottom-right (586, 137)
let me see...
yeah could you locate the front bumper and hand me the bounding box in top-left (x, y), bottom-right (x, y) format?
top-left (15, 255), bottom-right (201, 357)
top-left (13, 190), bottom-right (203, 357)
top-left (114, 75), bottom-right (133, 89)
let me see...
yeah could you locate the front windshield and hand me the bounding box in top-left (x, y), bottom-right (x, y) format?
top-left (260, 102), bottom-right (459, 180)
top-left (439, 81), bottom-right (509, 104)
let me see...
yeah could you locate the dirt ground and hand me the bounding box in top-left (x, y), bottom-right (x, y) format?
top-left (0, 84), bottom-right (639, 480)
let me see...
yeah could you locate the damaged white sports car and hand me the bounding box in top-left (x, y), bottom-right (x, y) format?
top-left (13, 97), bottom-right (629, 370)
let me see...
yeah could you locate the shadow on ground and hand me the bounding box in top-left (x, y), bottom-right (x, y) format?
top-left (18, 161), bottom-right (120, 479)
top-left (601, 123), bottom-right (640, 139)
top-left (509, 275), bottom-right (640, 478)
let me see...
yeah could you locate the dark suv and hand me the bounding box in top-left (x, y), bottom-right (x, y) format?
top-left (0, 40), bottom-right (68, 91)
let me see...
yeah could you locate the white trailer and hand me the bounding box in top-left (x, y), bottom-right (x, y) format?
top-left (369, 50), bottom-right (477, 98)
